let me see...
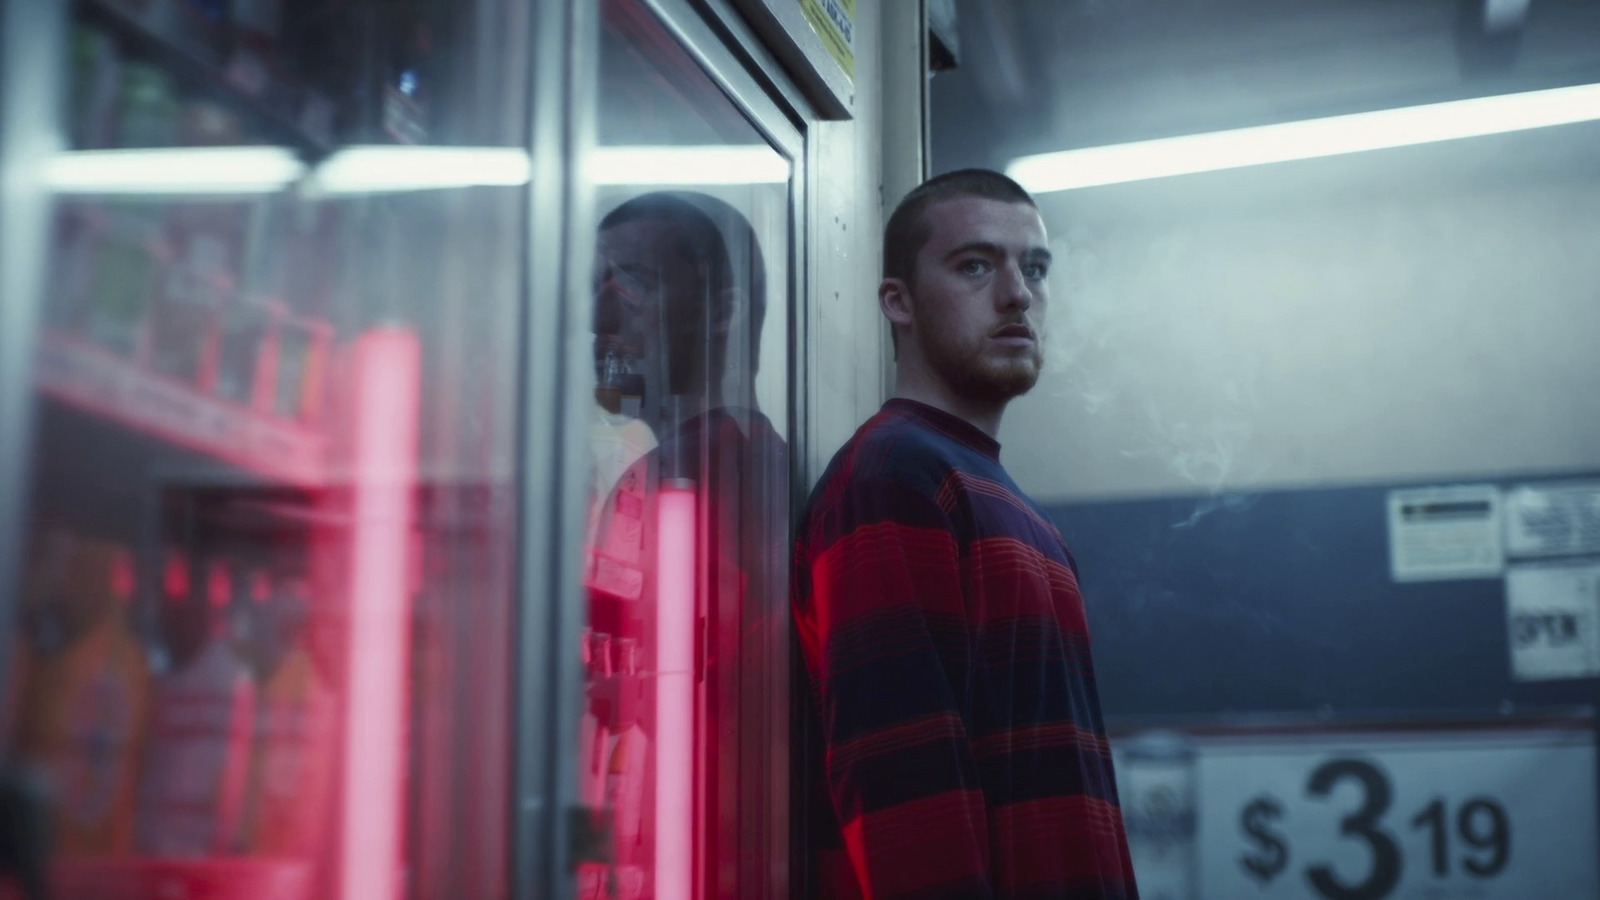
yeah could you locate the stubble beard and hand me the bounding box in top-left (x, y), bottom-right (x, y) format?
top-left (924, 322), bottom-right (1043, 405)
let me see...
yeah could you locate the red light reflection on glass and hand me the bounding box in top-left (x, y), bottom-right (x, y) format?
top-left (336, 327), bottom-right (421, 900)
top-left (653, 482), bottom-right (696, 900)
top-left (164, 553), bottom-right (190, 600)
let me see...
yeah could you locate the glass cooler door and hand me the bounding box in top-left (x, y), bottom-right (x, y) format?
top-left (572, 2), bottom-right (803, 898)
top-left (0, 0), bottom-right (546, 897)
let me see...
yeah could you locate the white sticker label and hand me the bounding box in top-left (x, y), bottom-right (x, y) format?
top-left (1503, 482), bottom-right (1600, 559)
top-left (1506, 561), bottom-right (1600, 681)
top-left (1388, 485), bottom-right (1504, 581)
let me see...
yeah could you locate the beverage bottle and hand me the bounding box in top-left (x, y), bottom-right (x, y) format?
top-left (116, 63), bottom-right (179, 148)
top-left (272, 315), bottom-right (332, 421)
top-left (150, 550), bottom-right (197, 675)
top-left (606, 637), bottom-right (648, 872)
top-left (215, 299), bottom-right (272, 408)
top-left (147, 203), bottom-right (248, 389)
top-left (243, 570), bottom-right (335, 857)
top-left (136, 561), bottom-right (257, 855)
top-left (583, 632), bottom-right (615, 812)
top-left (215, 202), bottom-right (278, 406)
top-left (82, 204), bottom-right (165, 359)
top-left (48, 202), bottom-right (101, 336)
top-left (381, 12), bottom-right (434, 144)
top-left (577, 629), bottom-right (606, 813)
top-left (69, 24), bottom-right (122, 149)
top-left (14, 539), bottom-right (151, 855)
top-left (76, 61), bottom-right (178, 361)
top-left (264, 202), bottom-right (336, 422)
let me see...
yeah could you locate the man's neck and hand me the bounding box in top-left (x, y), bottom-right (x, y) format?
top-left (891, 367), bottom-right (1006, 439)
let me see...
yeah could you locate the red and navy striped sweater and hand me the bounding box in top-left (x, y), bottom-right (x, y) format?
top-left (792, 399), bottom-right (1138, 900)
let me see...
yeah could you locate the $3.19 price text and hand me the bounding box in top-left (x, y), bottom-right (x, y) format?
top-left (1237, 757), bottom-right (1511, 900)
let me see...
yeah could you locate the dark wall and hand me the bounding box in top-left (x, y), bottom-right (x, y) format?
top-left (1051, 475), bottom-right (1600, 722)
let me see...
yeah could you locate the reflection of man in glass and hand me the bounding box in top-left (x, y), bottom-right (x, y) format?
top-left (584, 191), bottom-right (787, 898)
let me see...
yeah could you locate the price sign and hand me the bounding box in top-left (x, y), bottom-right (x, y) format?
top-left (1196, 725), bottom-right (1598, 900)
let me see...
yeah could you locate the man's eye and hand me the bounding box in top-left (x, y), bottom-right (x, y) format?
top-left (1023, 263), bottom-right (1048, 280)
top-left (959, 259), bottom-right (991, 276)
top-left (614, 270), bottom-right (651, 293)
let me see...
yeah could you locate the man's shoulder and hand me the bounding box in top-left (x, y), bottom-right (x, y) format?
top-left (809, 407), bottom-right (957, 508)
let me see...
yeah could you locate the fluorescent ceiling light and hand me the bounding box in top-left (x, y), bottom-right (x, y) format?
top-left (43, 142), bottom-right (789, 196)
top-left (312, 145), bottom-right (531, 193)
top-left (590, 145), bottom-right (790, 185)
top-left (1008, 81), bottom-right (1600, 193)
top-left (44, 146), bottom-right (303, 194)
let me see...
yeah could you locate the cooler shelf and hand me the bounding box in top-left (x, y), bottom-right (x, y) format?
top-left (76, 0), bottom-right (335, 156)
top-left (50, 858), bottom-right (313, 900)
top-left (35, 331), bottom-right (327, 488)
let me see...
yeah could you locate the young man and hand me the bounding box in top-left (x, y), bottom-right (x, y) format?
top-left (793, 170), bottom-right (1138, 900)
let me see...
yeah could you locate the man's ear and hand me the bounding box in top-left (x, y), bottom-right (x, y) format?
top-left (879, 278), bottom-right (914, 331)
top-left (712, 287), bottom-right (738, 340)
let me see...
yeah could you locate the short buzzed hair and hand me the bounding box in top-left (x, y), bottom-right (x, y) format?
top-left (599, 192), bottom-right (767, 329)
top-left (598, 191), bottom-right (768, 372)
top-left (883, 168), bottom-right (1037, 287)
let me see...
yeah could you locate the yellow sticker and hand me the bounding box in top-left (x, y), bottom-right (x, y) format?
top-left (799, 0), bottom-right (855, 80)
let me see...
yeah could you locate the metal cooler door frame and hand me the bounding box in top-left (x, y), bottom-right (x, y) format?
top-left (0, 0), bottom-right (63, 708)
top-left (525, 0), bottom-right (814, 897)
top-left (511, 0), bottom-right (597, 895)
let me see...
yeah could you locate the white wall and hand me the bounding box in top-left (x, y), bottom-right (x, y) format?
top-left (1035, 0), bottom-right (1600, 149)
top-left (1004, 119), bottom-right (1600, 503)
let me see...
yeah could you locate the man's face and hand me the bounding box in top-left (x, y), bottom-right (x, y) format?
top-left (906, 196), bottom-right (1051, 403)
top-left (592, 217), bottom-right (708, 397)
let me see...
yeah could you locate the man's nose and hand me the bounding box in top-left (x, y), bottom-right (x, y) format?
top-left (997, 261), bottom-right (1034, 311)
top-left (593, 278), bottom-right (626, 334)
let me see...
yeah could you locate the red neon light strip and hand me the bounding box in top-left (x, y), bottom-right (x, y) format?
top-left (336, 327), bottom-right (421, 900)
top-left (654, 484), bottom-right (697, 900)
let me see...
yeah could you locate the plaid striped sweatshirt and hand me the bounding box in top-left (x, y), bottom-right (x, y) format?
top-left (792, 399), bottom-right (1138, 900)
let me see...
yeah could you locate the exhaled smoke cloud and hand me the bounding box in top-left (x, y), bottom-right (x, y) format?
top-left (1044, 225), bottom-right (1271, 518)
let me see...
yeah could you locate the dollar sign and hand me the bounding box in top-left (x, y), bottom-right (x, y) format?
top-left (1240, 794), bottom-right (1290, 885)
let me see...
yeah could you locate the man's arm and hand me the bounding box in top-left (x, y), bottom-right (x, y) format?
top-left (796, 478), bottom-right (992, 900)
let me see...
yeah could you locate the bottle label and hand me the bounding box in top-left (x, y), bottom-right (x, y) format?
top-left (247, 655), bottom-right (335, 855)
top-left (137, 647), bottom-right (255, 855)
top-left (55, 668), bottom-right (136, 827)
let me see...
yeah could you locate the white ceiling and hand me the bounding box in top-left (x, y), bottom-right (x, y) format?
top-left (940, 0), bottom-right (1600, 164)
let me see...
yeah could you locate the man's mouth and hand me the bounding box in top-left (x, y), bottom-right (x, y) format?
top-left (992, 323), bottom-right (1035, 342)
